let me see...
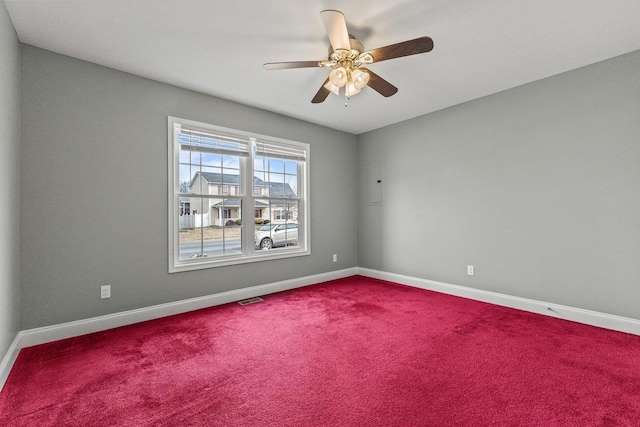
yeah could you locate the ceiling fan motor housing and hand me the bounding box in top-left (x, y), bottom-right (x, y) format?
top-left (328, 37), bottom-right (370, 68)
top-left (328, 36), bottom-right (364, 57)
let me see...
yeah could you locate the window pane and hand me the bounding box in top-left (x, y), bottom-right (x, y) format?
top-left (200, 165), bottom-right (221, 176)
top-left (190, 151), bottom-right (201, 165)
top-left (255, 156), bottom-right (266, 171)
top-left (284, 174), bottom-right (298, 197)
top-left (183, 151), bottom-right (241, 197)
top-left (223, 155), bottom-right (240, 171)
top-left (178, 198), bottom-right (242, 260)
top-left (179, 164), bottom-right (193, 193)
top-left (254, 172), bottom-right (265, 197)
top-left (284, 160), bottom-right (297, 174)
top-left (255, 200), bottom-right (299, 251)
top-left (254, 157), bottom-right (299, 198)
top-left (268, 180), bottom-right (284, 197)
top-left (201, 153), bottom-right (221, 167)
top-left (179, 147), bottom-right (191, 163)
top-left (255, 199), bottom-right (268, 220)
top-left (220, 172), bottom-right (240, 188)
top-left (178, 197), bottom-right (191, 216)
top-left (178, 197), bottom-right (205, 261)
top-left (190, 171), bottom-right (203, 194)
top-left (216, 199), bottom-right (242, 256)
top-left (266, 176), bottom-right (297, 197)
top-left (271, 199), bottom-right (298, 221)
top-left (269, 158), bottom-right (284, 173)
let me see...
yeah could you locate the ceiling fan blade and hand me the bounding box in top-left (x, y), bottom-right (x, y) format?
top-left (320, 10), bottom-right (351, 52)
top-left (311, 77), bottom-right (332, 103)
top-left (361, 68), bottom-right (398, 97)
top-left (366, 36), bottom-right (434, 63)
top-left (263, 61), bottom-right (322, 70)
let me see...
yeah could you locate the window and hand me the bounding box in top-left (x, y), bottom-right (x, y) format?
top-left (274, 210), bottom-right (291, 220)
top-left (168, 117), bottom-right (310, 272)
top-left (179, 199), bottom-right (191, 216)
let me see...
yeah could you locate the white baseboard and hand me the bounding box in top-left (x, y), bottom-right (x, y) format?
top-left (357, 267), bottom-right (640, 336)
top-left (0, 335), bottom-right (21, 392)
top-left (0, 267), bottom-right (357, 392)
top-left (4, 266), bottom-right (639, 392)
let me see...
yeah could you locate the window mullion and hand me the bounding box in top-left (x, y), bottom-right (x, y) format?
top-left (241, 145), bottom-right (254, 256)
top-left (199, 151), bottom-right (204, 257)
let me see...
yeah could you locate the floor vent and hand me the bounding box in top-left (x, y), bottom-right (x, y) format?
top-left (238, 296), bottom-right (264, 306)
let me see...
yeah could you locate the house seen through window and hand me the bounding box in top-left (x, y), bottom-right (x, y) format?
top-left (168, 117), bottom-right (310, 272)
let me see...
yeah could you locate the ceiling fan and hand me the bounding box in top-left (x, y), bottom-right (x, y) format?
top-left (264, 10), bottom-right (434, 104)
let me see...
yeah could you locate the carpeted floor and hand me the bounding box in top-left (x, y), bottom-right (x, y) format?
top-left (1, 275), bottom-right (640, 426)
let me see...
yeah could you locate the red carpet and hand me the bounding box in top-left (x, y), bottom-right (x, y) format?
top-left (2, 276), bottom-right (640, 426)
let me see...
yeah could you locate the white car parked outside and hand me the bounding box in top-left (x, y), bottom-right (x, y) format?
top-left (255, 221), bottom-right (298, 250)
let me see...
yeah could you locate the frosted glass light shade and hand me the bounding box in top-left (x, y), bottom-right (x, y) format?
top-left (323, 81), bottom-right (340, 95)
top-left (329, 67), bottom-right (348, 87)
top-left (351, 69), bottom-right (370, 90)
top-left (345, 81), bottom-right (361, 97)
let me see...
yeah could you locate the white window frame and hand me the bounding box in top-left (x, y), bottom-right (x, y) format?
top-left (168, 117), bottom-right (310, 272)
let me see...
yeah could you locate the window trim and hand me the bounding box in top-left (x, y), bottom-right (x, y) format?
top-left (168, 116), bottom-right (310, 273)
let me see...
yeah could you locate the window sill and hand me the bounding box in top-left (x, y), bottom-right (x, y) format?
top-left (169, 247), bottom-right (311, 273)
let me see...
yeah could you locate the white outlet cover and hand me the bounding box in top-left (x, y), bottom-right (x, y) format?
top-left (467, 265), bottom-right (475, 276)
top-left (101, 285), bottom-right (111, 298)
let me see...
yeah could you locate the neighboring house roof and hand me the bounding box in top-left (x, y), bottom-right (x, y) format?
top-left (268, 182), bottom-right (296, 197)
top-left (190, 172), bottom-right (265, 187)
top-left (213, 200), bottom-right (269, 208)
top-left (190, 172), bottom-right (295, 197)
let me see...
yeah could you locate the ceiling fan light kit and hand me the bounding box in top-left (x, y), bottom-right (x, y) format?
top-left (264, 10), bottom-right (434, 105)
top-left (329, 67), bottom-right (348, 87)
top-left (351, 69), bottom-right (370, 89)
top-left (323, 80), bottom-right (340, 96)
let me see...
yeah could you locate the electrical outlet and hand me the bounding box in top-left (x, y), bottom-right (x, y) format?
top-left (467, 265), bottom-right (475, 276)
top-left (332, 254), bottom-right (337, 262)
top-left (101, 285), bottom-right (111, 299)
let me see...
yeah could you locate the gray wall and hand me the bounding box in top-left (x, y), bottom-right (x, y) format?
top-left (358, 50), bottom-right (640, 320)
top-left (16, 39), bottom-right (640, 331)
top-left (20, 45), bottom-right (358, 329)
top-left (0, 3), bottom-right (21, 355)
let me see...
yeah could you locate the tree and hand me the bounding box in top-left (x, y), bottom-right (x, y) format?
top-left (179, 181), bottom-right (190, 194)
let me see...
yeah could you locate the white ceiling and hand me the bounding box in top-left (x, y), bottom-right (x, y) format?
top-left (5, 0), bottom-right (640, 134)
